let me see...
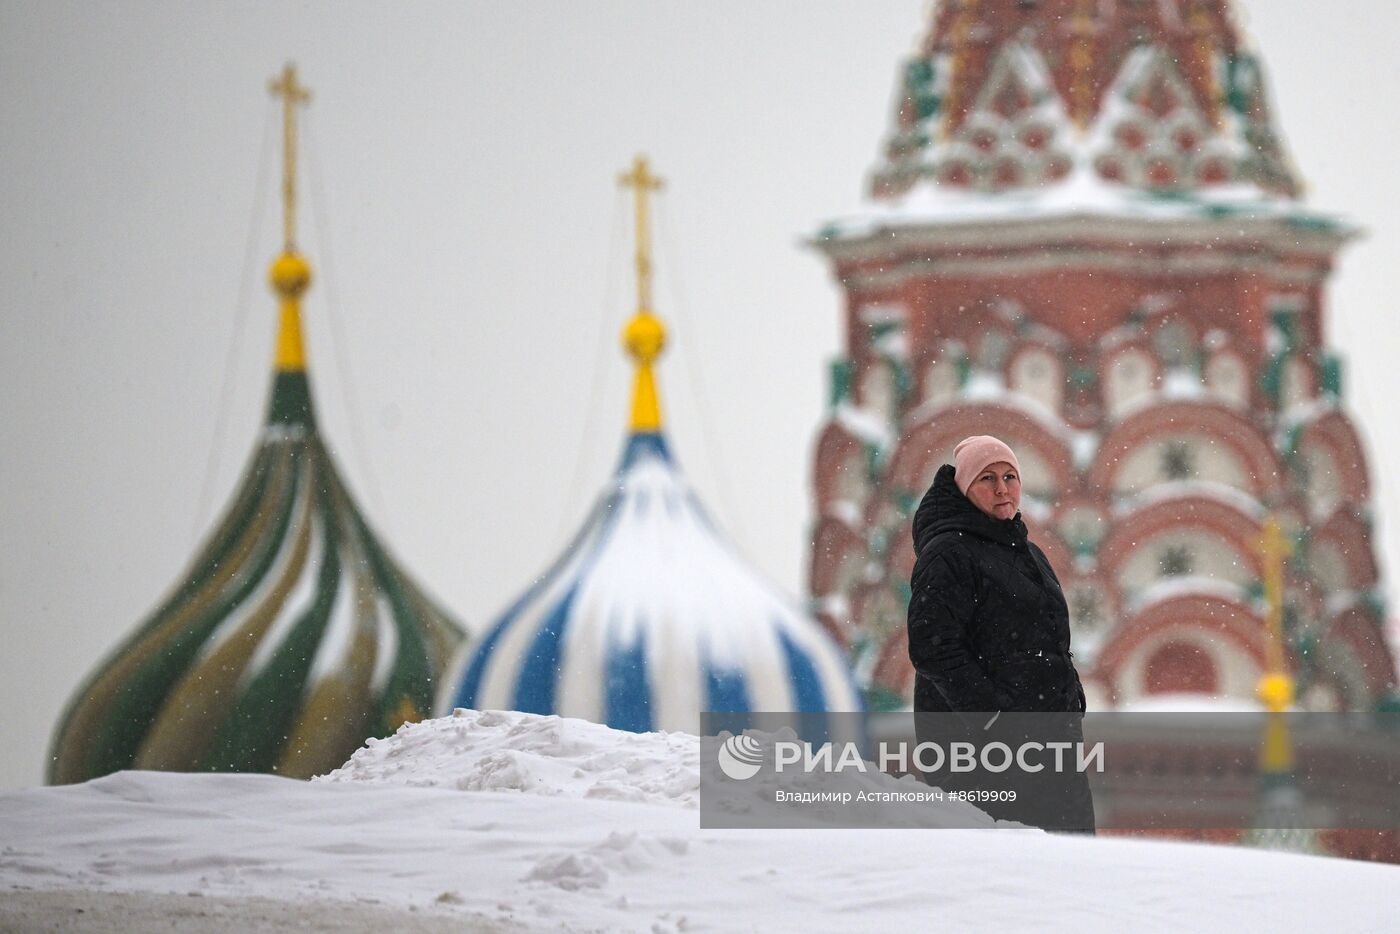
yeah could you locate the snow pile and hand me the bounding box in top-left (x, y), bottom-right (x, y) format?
top-left (319, 709), bottom-right (994, 829)
top-left (317, 708), bottom-right (699, 808)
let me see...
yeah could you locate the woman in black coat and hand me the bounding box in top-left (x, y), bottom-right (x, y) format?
top-left (906, 435), bottom-right (1094, 832)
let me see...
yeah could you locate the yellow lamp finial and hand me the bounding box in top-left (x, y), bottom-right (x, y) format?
top-left (1258, 516), bottom-right (1294, 680)
top-left (618, 155), bottom-right (667, 432)
top-left (267, 63), bottom-right (313, 372)
top-left (1255, 515), bottom-right (1297, 775)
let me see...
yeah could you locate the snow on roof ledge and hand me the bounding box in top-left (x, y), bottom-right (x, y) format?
top-left (1113, 479), bottom-right (1266, 520)
top-left (815, 166), bottom-right (1355, 245)
top-left (834, 402), bottom-right (893, 448)
top-left (904, 376), bottom-right (1076, 446)
top-left (1125, 575), bottom-right (1251, 616)
top-left (1118, 692), bottom-right (1266, 713)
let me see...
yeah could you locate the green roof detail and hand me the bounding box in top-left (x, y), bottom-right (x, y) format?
top-left (49, 341), bottom-right (466, 785)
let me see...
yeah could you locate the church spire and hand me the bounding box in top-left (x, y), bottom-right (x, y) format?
top-left (872, 0), bottom-right (1299, 199)
top-left (618, 155), bottom-right (666, 433)
top-left (266, 63), bottom-right (315, 425)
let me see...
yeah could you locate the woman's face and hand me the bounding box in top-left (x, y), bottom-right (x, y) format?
top-left (966, 461), bottom-right (1020, 520)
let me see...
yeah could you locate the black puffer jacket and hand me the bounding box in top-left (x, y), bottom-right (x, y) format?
top-left (907, 463), bottom-right (1085, 714)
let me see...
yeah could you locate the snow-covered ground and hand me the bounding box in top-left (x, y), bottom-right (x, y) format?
top-left (2, 709), bottom-right (1396, 932)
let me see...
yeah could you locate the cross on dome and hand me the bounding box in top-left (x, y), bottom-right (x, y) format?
top-left (619, 154), bottom-right (667, 433)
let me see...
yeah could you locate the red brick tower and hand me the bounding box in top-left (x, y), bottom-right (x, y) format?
top-left (809, 0), bottom-right (1397, 712)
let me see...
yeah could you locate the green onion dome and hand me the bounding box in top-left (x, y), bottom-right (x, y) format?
top-left (47, 247), bottom-right (466, 783)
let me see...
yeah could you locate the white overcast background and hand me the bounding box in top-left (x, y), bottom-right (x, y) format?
top-left (3, 1), bottom-right (1398, 789)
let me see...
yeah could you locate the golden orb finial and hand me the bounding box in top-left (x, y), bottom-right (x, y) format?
top-left (623, 309), bottom-right (666, 432)
top-left (269, 252), bottom-right (312, 300)
top-left (623, 311), bottom-right (666, 364)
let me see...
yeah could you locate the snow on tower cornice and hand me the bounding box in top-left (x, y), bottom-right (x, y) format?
top-left (871, 0), bottom-right (1299, 204)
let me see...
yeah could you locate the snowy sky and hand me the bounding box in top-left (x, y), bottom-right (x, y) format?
top-left (3, 1), bottom-right (1399, 790)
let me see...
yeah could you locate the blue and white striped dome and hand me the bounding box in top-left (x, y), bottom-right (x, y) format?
top-left (437, 431), bottom-right (861, 733)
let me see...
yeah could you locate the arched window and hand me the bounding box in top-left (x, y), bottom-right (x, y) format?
top-left (1300, 445), bottom-right (1342, 514)
top-left (1153, 320), bottom-right (1193, 367)
top-left (1112, 435), bottom-right (1253, 496)
top-left (834, 450), bottom-right (870, 505)
top-left (1205, 351), bottom-right (1248, 406)
top-left (1281, 358), bottom-right (1313, 410)
top-left (859, 361), bottom-right (896, 421)
top-left (1116, 530), bottom-right (1253, 592)
top-left (1010, 348), bottom-right (1062, 414)
top-left (1105, 349), bottom-right (1156, 418)
top-left (923, 356), bottom-right (960, 407)
top-left (976, 331), bottom-right (1010, 370)
top-left (1310, 540), bottom-right (1348, 594)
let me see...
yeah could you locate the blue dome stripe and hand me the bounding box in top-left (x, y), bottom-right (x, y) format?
top-left (604, 632), bottom-right (652, 732)
top-left (448, 558), bottom-right (578, 711)
top-left (508, 489), bottom-right (630, 715)
top-left (512, 582), bottom-right (582, 715)
top-left (618, 432), bottom-right (671, 472)
top-left (449, 480), bottom-right (630, 714)
top-left (447, 494), bottom-right (621, 712)
top-left (450, 596), bottom-right (533, 710)
top-left (704, 662), bottom-right (752, 713)
top-left (778, 628), bottom-right (832, 746)
top-left (778, 628), bottom-right (827, 712)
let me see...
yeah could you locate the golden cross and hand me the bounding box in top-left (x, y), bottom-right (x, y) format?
top-left (618, 155), bottom-right (664, 313)
top-left (269, 63), bottom-right (312, 253)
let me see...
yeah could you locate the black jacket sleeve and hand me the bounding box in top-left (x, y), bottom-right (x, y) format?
top-left (907, 548), bottom-right (1010, 713)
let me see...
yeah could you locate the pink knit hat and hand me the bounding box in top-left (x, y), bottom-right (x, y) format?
top-left (953, 435), bottom-right (1021, 495)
